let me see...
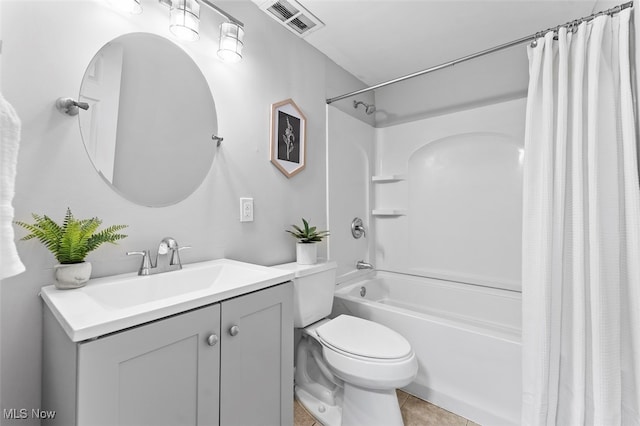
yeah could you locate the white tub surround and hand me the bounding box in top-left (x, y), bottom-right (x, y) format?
top-left (325, 99), bottom-right (526, 425)
top-left (372, 99), bottom-right (526, 292)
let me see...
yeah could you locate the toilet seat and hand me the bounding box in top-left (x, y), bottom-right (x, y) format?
top-left (322, 346), bottom-right (417, 390)
top-left (310, 315), bottom-right (418, 390)
top-left (316, 315), bottom-right (412, 360)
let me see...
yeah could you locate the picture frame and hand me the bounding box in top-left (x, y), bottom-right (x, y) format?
top-left (270, 98), bottom-right (306, 178)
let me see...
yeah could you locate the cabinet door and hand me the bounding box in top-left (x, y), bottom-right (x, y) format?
top-left (220, 282), bottom-right (293, 426)
top-left (77, 304), bottom-right (221, 426)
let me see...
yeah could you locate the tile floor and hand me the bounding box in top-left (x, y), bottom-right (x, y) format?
top-left (294, 390), bottom-right (481, 426)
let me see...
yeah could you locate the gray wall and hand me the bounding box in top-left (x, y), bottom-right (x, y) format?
top-left (0, 1), bottom-right (368, 423)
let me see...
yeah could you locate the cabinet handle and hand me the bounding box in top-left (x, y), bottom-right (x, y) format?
top-left (229, 325), bottom-right (240, 336)
top-left (207, 334), bottom-right (219, 346)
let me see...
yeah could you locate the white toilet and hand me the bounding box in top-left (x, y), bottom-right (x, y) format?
top-left (274, 260), bottom-right (418, 426)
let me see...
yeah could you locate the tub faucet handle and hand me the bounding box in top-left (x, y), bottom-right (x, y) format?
top-left (351, 217), bottom-right (366, 239)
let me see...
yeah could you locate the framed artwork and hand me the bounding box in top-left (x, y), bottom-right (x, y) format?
top-left (270, 98), bottom-right (306, 178)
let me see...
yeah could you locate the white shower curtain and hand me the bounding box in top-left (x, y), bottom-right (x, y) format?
top-left (522, 8), bottom-right (640, 426)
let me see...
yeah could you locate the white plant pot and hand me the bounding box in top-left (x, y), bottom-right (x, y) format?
top-left (296, 243), bottom-right (317, 265)
top-left (54, 262), bottom-right (92, 290)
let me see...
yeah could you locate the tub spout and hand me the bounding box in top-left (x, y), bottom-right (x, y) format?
top-left (356, 260), bottom-right (374, 270)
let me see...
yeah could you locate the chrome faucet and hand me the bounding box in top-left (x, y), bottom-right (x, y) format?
top-left (127, 237), bottom-right (190, 276)
top-left (356, 260), bottom-right (374, 270)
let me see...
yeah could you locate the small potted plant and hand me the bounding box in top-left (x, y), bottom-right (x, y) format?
top-left (15, 208), bottom-right (128, 289)
top-left (286, 218), bottom-right (329, 265)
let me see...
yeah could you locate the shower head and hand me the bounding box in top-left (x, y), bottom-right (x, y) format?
top-left (353, 100), bottom-right (376, 115)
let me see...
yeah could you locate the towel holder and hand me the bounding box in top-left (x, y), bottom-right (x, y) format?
top-left (56, 97), bottom-right (89, 116)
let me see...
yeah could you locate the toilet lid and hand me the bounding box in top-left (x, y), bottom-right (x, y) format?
top-left (315, 315), bottom-right (412, 359)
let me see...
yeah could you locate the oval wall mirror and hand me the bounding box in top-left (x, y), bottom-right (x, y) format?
top-left (78, 32), bottom-right (217, 207)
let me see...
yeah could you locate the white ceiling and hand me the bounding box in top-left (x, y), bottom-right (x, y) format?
top-left (295, 1), bottom-right (603, 86)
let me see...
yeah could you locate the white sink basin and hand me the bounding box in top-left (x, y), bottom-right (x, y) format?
top-left (40, 259), bottom-right (294, 342)
top-left (84, 262), bottom-right (272, 310)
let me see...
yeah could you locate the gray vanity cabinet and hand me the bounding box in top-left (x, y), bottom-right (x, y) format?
top-left (77, 304), bottom-right (221, 426)
top-left (220, 282), bottom-right (294, 426)
top-left (42, 282), bottom-right (293, 426)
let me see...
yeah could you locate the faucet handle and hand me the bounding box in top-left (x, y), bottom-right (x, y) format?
top-left (170, 246), bottom-right (191, 267)
top-left (127, 250), bottom-right (152, 275)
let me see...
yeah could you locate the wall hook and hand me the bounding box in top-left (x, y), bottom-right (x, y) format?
top-left (212, 135), bottom-right (224, 146)
top-left (56, 97), bottom-right (89, 116)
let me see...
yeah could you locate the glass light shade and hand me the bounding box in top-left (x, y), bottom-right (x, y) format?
top-left (217, 22), bottom-right (245, 63)
top-left (170, 0), bottom-right (200, 42)
top-left (108, 0), bottom-right (142, 14)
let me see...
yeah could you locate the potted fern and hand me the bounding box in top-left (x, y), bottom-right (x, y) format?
top-left (286, 218), bottom-right (329, 265)
top-left (15, 208), bottom-right (128, 289)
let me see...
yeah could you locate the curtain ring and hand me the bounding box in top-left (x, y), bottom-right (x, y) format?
top-left (530, 32), bottom-right (540, 48)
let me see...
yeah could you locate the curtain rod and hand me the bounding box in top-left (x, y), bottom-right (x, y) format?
top-left (325, 1), bottom-right (633, 105)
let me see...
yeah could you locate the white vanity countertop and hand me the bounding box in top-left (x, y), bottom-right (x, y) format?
top-left (40, 258), bottom-right (294, 342)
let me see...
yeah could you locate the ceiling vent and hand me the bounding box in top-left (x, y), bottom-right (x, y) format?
top-left (253, 0), bottom-right (324, 37)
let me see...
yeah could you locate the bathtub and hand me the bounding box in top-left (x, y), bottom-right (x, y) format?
top-left (331, 271), bottom-right (522, 426)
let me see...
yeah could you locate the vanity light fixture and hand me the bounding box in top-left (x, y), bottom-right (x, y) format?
top-left (108, 0), bottom-right (142, 14)
top-left (112, 0), bottom-right (246, 62)
top-left (169, 0), bottom-right (201, 42)
top-left (217, 21), bottom-right (245, 62)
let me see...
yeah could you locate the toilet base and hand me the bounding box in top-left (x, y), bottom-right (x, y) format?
top-left (295, 385), bottom-right (342, 426)
top-left (295, 319), bottom-right (411, 425)
top-left (296, 383), bottom-right (404, 426)
top-left (341, 383), bottom-right (403, 426)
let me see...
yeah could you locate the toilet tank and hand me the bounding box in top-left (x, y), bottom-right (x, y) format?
top-left (273, 260), bottom-right (337, 327)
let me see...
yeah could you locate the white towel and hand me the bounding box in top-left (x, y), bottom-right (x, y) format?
top-left (0, 92), bottom-right (25, 279)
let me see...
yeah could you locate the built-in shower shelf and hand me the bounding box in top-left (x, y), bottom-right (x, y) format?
top-left (372, 209), bottom-right (407, 216)
top-left (371, 175), bottom-right (406, 183)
